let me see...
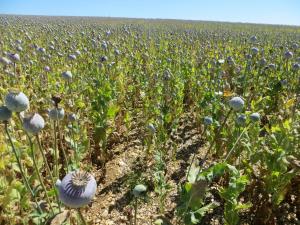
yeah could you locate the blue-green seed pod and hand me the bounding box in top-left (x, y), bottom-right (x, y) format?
top-left (56, 171), bottom-right (97, 208)
top-left (229, 97), bottom-right (244, 111)
top-left (23, 113), bottom-right (45, 134)
top-left (62, 71), bottom-right (72, 81)
top-left (5, 91), bottom-right (29, 112)
top-left (250, 112), bottom-right (260, 122)
top-left (203, 116), bottom-right (213, 126)
top-left (0, 106), bottom-right (12, 121)
top-left (132, 184), bottom-right (147, 197)
top-left (236, 114), bottom-right (246, 126)
top-left (49, 108), bottom-right (65, 120)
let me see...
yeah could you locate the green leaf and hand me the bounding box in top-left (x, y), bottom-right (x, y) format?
top-left (194, 201), bottom-right (220, 217)
top-left (188, 180), bottom-right (208, 209)
top-left (188, 164), bottom-right (200, 183)
top-left (235, 202), bottom-right (252, 210)
top-left (190, 212), bottom-right (200, 224)
top-left (107, 103), bottom-right (119, 119)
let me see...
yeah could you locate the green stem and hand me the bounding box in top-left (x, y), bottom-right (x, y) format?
top-left (4, 122), bottom-right (42, 213)
top-left (201, 109), bottom-right (232, 166)
top-left (36, 134), bottom-right (61, 211)
top-left (17, 114), bottom-right (54, 214)
top-left (224, 125), bottom-right (250, 162)
top-left (77, 209), bottom-right (87, 225)
top-left (36, 135), bottom-right (55, 186)
top-left (71, 122), bottom-right (79, 166)
top-left (53, 120), bottom-right (59, 179)
top-left (57, 120), bottom-right (70, 172)
top-left (134, 198), bottom-right (138, 225)
top-left (28, 135), bottom-right (55, 214)
top-left (186, 125), bottom-right (208, 180)
top-left (14, 62), bottom-right (16, 77)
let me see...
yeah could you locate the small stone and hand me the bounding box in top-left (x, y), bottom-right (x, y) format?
top-left (106, 220), bottom-right (114, 225)
top-left (102, 209), bottom-right (109, 217)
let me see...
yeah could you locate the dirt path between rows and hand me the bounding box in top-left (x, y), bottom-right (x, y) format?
top-left (84, 113), bottom-right (207, 225)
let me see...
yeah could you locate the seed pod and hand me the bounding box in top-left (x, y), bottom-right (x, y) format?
top-left (114, 49), bottom-right (120, 55)
top-left (226, 56), bottom-right (235, 66)
top-left (5, 90), bottom-right (29, 112)
top-left (147, 123), bottom-right (156, 134)
top-left (62, 71), bottom-right (72, 81)
top-left (292, 63), bottom-right (300, 71)
top-left (284, 51), bottom-right (293, 59)
top-left (51, 95), bottom-right (62, 107)
top-left (229, 97), bottom-right (244, 111)
top-left (132, 184), bottom-right (147, 197)
top-left (251, 47), bottom-right (259, 55)
top-left (268, 63), bottom-right (276, 70)
top-left (9, 53), bottom-right (20, 62)
top-left (44, 66), bottom-right (51, 72)
top-left (250, 35), bottom-right (257, 42)
top-left (56, 171), bottom-right (97, 208)
top-left (37, 47), bottom-right (46, 54)
top-left (68, 113), bottom-right (77, 122)
top-left (250, 112), bottom-right (260, 122)
top-left (101, 41), bottom-right (108, 50)
top-left (49, 108), bottom-right (65, 120)
top-left (23, 113), bottom-right (45, 134)
top-left (100, 56), bottom-right (108, 62)
top-left (68, 54), bottom-right (76, 60)
top-left (16, 46), bottom-right (23, 52)
top-left (75, 50), bottom-right (81, 56)
top-left (0, 56), bottom-right (11, 65)
top-left (0, 106), bottom-right (12, 121)
top-left (236, 114), bottom-right (246, 126)
top-left (203, 116), bottom-right (213, 126)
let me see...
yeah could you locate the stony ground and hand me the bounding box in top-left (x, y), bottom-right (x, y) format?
top-left (75, 112), bottom-right (300, 225)
top-left (83, 113), bottom-right (209, 225)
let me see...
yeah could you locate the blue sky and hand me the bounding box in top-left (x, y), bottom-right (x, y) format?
top-left (0, 0), bottom-right (299, 25)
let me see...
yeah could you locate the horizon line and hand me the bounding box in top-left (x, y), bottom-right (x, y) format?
top-left (1, 13), bottom-right (300, 27)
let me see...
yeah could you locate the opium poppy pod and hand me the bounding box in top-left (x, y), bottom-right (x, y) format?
top-left (75, 50), bottom-right (81, 56)
top-left (48, 108), bottom-right (65, 120)
top-left (0, 106), bottom-right (12, 121)
top-left (268, 63), bottom-right (276, 70)
top-left (132, 184), bottom-right (147, 197)
top-left (62, 71), bottom-right (72, 81)
top-left (101, 41), bottom-right (108, 50)
top-left (229, 97), bottom-right (244, 111)
top-left (23, 113), bottom-right (45, 134)
top-left (251, 47), bottom-right (259, 55)
top-left (68, 54), bottom-right (77, 60)
top-left (147, 123), bottom-right (156, 134)
top-left (68, 113), bottom-right (77, 122)
top-left (38, 47), bottom-right (46, 54)
top-left (100, 56), bottom-right (108, 62)
top-left (250, 112), bottom-right (260, 122)
top-left (0, 57), bottom-right (11, 65)
top-left (16, 46), bottom-right (23, 52)
top-left (44, 66), bottom-right (51, 72)
top-left (56, 171), bottom-right (97, 208)
top-left (203, 116), bottom-right (213, 126)
top-left (5, 91), bottom-right (29, 112)
top-left (284, 51), bottom-right (293, 59)
top-left (292, 63), bottom-right (300, 71)
top-left (114, 49), bottom-right (120, 55)
top-left (226, 56), bottom-right (235, 65)
top-left (9, 53), bottom-right (20, 62)
top-left (236, 114), bottom-right (246, 126)
top-left (250, 35), bottom-right (257, 42)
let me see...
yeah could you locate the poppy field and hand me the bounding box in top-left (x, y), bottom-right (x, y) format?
top-left (0, 15), bottom-right (299, 225)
